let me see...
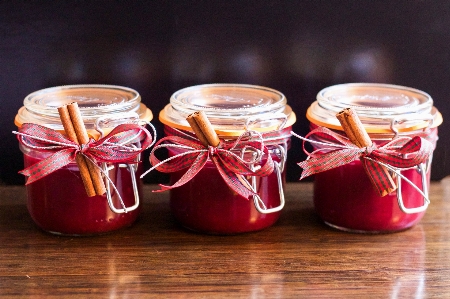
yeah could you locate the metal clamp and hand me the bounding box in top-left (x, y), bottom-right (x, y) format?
top-left (253, 161), bottom-right (285, 214)
top-left (396, 162), bottom-right (430, 214)
top-left (94, 112), bottom-right (146, 214)
top-left (245, 113), bottom-right (287, 131)
top-left (103, 162), bottom-right (140, 214)
top-left (95, 112), bottom-right (140, 136)
top-left (390, 116), bottom-right (434, 139)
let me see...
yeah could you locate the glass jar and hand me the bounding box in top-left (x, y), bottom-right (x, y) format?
top-left (158, 83), bottom-right (296, 234)
top-left (306, 83), bottom-right (442, 233)
top-left (14, 85), bottom-right (153, 235)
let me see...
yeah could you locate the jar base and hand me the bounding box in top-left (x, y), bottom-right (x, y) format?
top-left (177, 219), bottom-right (279, 235)
top-left (323, 221), bottom-right (414, 234)
top-left (40, 222), bottom-right (136, 237)
top-left (45, 230), bottom-right (99, 237)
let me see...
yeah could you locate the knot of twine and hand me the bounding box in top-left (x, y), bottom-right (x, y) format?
top-left (208, 145), bottom-right (218, 156)
top-left (364, 143), bottom-right (376, 155)
top-left (79, 143), bottom-right (89, 153)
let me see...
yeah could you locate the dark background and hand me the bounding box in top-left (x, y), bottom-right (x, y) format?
top-left (1, 1), bottom-right (449, 185)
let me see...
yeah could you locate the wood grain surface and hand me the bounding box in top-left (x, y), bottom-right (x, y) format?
top-left (1, 180), bottom-right (450, 298)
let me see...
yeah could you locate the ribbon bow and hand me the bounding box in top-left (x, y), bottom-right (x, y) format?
top-left (15, 123), bottom-right (154, 185)
top-left (142, 130), bottom-right (274, 200)
top-left (294, 126), bottom-right (434, 196)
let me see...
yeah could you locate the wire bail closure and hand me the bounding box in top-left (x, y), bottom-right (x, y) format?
top-left (95, 112), bottom-right (156, 214)
top-left (245, 113), bottom-right (288, 131)
top-left (244, 114), bottom-right (288, 214)
top-left (389, 115), bottom-right (434, 139)
top-left (397, 162), bottom-right (430, 214)
top-left (387, 119), bottom-right (433, 214)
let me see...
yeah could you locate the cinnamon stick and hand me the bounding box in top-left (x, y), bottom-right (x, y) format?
top-left (58, 105), bottom-right (96, 197)
top-left (60, 102), bottom-right (106, 196)
top-left (186, 111), bottom-right (220, 147)
top-left (336, 108), bottom-right (372, 148)
top-left (336, 108), bottom-right (396, 196)
top-left (186, 114), bottom-right (209, 147)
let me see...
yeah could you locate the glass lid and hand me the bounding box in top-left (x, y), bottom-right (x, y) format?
top-left (308, 83), bottom-right (441, 133)
top-left (15, 84), bottom-right (151, 131)
top-left (161, 84), bottom-right (294, 133)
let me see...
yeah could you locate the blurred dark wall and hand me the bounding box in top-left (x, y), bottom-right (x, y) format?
top-left (1, 1), bottom-right (450, 184)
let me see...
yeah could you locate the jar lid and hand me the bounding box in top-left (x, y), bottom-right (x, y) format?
top-left (307, 83), bottom-right (442, 133)
top-left (15, 84), bottom-right (153, 139)
top-left (159, 83), bottom-right (296, 136)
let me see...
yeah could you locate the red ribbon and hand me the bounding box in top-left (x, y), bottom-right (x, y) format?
top-left (296, 126), bottom-right (434, 196)
top-left (146, 131), bottom-right (275, 200)
top-left (15, 123), bottom-right (153, 185)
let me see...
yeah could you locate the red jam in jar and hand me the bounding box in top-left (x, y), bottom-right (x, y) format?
top-left (306, 83), bottom-right (442, 233)
top-left (158, 84), bottom-right (296, 234)
top-left (15, 85), bottom-right (153, 235)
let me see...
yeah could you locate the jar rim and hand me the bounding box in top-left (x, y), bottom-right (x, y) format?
top-left (309, 83), bottom-right (442, 133)
top-left (160, 83), bottom-right (296, 136)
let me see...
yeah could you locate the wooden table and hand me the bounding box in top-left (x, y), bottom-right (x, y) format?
top-left (1, 181), bottom-right (450, 298)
